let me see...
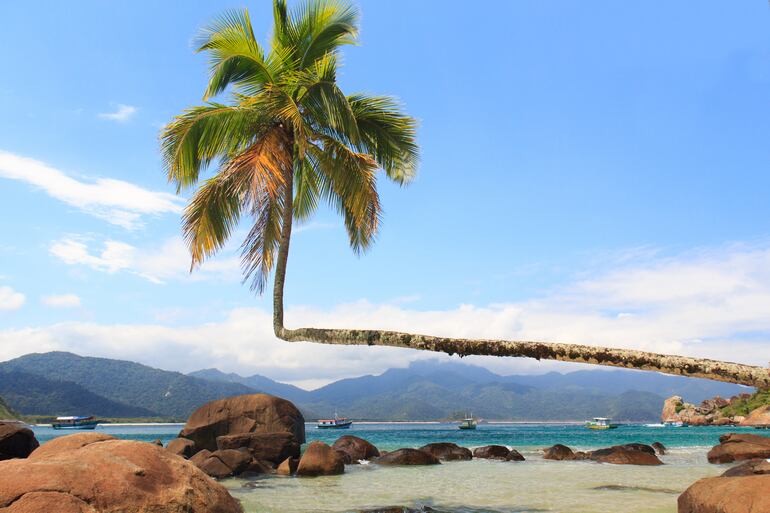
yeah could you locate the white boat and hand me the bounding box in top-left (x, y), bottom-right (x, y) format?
top-left (458, 415), bottom-right (477, 430)
top-left (585, 417), bottom-right (618, 430)
top-left (645, 423), bottom-right (665, 428)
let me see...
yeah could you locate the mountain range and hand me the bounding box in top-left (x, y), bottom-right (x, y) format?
top-left (0, 352), bottom-right (751, 421)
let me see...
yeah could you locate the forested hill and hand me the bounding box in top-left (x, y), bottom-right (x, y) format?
top-left (0, 353), bottom-right (750, 421)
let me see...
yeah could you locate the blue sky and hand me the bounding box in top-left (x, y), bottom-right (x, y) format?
top-left (1, 1), bottom-right (769, 387)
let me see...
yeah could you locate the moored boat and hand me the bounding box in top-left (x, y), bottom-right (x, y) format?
top-left (663, 420), bottom-right (688, 427)
top-left (585, 417), bottom-right (618, 430)
top-left (316, 413), bottom-right (352, 429)
top-left (458, 415), bottom-right (477, 430)
top-left (52, 416), bottom-right (99, 430)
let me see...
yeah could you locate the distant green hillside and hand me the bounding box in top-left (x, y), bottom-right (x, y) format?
top-left (0, 395), bottom-right (18, 420)
top-left (0, 352), bottom-right (255, 419)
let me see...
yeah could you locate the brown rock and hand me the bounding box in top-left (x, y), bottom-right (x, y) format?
top-left (543, 444), bottom-right (575, 461)
top-left (30, 433), bottom-right (114, 460)
top-left (506, 449), bottom-right (525, 461)
top-left (166, 437), bottom-right (196, 458)
top-left (375, 448), bottom-right (440, 466)
top-left (216, 431), bottom-right (300, 465)
top-left (189, 449), bottom-right (212, 467)
top-left (420, 442), bottom-right (472, 461)
top-left (739, 405), bottom-right (770, 427)
top-left (661, 396), bottom-right (684, 422)
top-left (652, 442), bottom-right (666, 455)
top-left (179, 394), bottom-right (305, 451)
top-left (0, 422), bottom-right (39, 460)
top-left (473, 445), bottom-right (511, 460)
top-left (332, 435), bottom-right (380, 463)
top-left (678, 475), bottom-right (770, 513)
top-left (590, 445), bottom-right (663, 465)
top-left (721, 459), bottom-right (770, 477)
top-left (0, 435), bottom-right (242, 513)
top-left (276, 457), bottom-right (299, 476)
top-left (296, 441), bottom-right (345, 476)
top-left (195, 454), bottom-right (234, 479)
top-left (707, 433), bottom-right (770, 464)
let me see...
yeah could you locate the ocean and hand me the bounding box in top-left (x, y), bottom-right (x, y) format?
top-left (32, 422), bottom-right (755, 513)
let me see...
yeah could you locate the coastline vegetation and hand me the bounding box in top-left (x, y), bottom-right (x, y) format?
top-left (721, 389), bottom-right (770, 417)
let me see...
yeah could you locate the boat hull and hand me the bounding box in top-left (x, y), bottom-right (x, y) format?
top-left (52, 421), bottom-right (99, 430)
top-left (316, 421), bottom-right (353, 429)
top-left (586, 425), bottom-right (618, 430)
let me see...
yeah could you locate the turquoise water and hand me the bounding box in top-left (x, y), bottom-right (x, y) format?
top-left (31, 423), bottom-right (763, 513)
top-left (32, 422), bottom-right (760, 450)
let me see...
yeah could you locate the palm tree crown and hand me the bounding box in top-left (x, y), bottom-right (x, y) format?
top-left (161, 0), bottom-right (418, 293)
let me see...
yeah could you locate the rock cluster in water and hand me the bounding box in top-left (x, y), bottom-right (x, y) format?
top-left (542, 442), bottom-right (664, 465)
top-left (661, 393), bottom-right (770, 427)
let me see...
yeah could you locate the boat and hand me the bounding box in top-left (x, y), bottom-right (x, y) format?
top-left (458, 415), bottom-right (477, 430)
top-left (585, 417), bottom-right (618, 430)
top-left (644, 423), bottom-right (665, 428)
top-left (316, 413), bottom-right (352, 429)
top-left (663, 420), bottom-right (688, 427)
top-left (52, 416), bottom-right (99, 430)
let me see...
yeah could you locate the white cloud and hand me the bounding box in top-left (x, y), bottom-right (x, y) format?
top-left (49, 235), bottom-right (239, 284)
top-left (5, 242), bottom-right (770, 386)
top-left (98, 104), bottom-right (137, 122)
top-left (0, 150), bottom-right (183, 229)
top-left (0, 286), bottom-right (25, 311)
top-left (41, 294), bottom-right (82, 308)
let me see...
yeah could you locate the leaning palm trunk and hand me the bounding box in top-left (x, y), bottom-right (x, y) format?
top-left (273, 183), bottom-right (770, 389)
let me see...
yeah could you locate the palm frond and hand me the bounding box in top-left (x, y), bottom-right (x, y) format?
top-left (161, 103), bottom-right (267, 192)
top-left (240, 186), bottom-right (285, 293)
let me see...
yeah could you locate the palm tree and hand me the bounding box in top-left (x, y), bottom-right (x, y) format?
top-left (162, 0), bottom-right (770, 389)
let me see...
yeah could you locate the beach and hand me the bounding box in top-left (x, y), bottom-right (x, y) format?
top-left (31, 422), bottom-right (748, 513)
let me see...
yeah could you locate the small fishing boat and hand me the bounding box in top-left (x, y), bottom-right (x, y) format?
top-left (52, 416), bottom-right (99, 430)
top-left (458, 415), bottom-right (477, 430)
top-left (585, 417), bottom-right (618, 430)
top-left (316, 413), bottom-right (352, 429)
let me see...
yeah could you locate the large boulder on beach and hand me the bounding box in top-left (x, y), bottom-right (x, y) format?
top-left (166, 437), bottom-right (196, 458)
top-left (217, 432), bottom-right (300, 465)
top-left (739, 405), bottom-right (770, 427)
top-left (707, 433), bottom-right (770, 464)
top-left (0, 422), bottom-right (38, 460)
top-left (296, 441), bottom-right (345, 477)
top-left (420, 442), bottom-right (472, 461)
top-left (543, 444), bottom-right (575, 461)
top-left (679, 475), bottom-right (770, 513)
top-left (179, 394), bottom-right (305, 452)
top-left (333, 435), bottom-right (380, 464)
top-left (0, 433), bottom-right (242, 513)
top-left (276, 456), bottom-right (299, 476)
top-left (590, 445), bottom-right (663, 465)
top-left (375, 448), bottom-right (440, 466)
top-left (29, 432), bottom-right (114, 460)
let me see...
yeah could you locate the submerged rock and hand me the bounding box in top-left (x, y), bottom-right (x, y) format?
top-left (0, 422), bottom-right (39, 460)
top-left (296, 441), bottom-right (345, 476)
top-left (590, 445), bottom-right (663, 466)
top-left (651, 442), bottom-right (666, 455)
top-left (707, 433), bottom-right (770, 464)
top-left (375, 448), bottom-right (440, 466)
top-left (333, 435), bottom-right (380, 463)
top-left (420, 442), bottom-right (472, 461)
top-left (679, 475), bottom-right (770, 513)
top-left (472, 445), bottom-right (511, 460)
top-left (0, 433), bottom-right (242, 513)
top-left (506, 449), bottom-right (526, 461)
top-left (543, 444), bottom-right (575, 460)
top-left (179, 394), bottom-right (305, 452)
top-left (721, 458), bottom-right (770, 477)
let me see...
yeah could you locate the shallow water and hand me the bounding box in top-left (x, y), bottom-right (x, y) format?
top-left (32, 422), bottom-right (752, 513)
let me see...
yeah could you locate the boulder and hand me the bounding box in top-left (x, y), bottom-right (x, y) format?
top-left (721, 459), bottom-right (770, 477)
top-left (276, 457), bottom-right (299, 476)
top-left (739, 405), bottom-right (770, 427)
top-left (0, 435), bottom-right (242, 513)
top-left (189, 449), bottom-right (212, 467)
top-left (506, 449), bottom-right (525, 461)
top-left (652, 442), bottom-right (666, 455)
top-left (190, 448), bottom-right (271, 478)
top-left (419, 442), bottom-right (472, 461)
top-left (166, 437), bottom-right (196, 458)
top-left (375, 448), bottom-right (440, 466)
top-left (216, 431), bottom-right (300, 465)
top-left (29, 432), bottom-right (113, 460)
top-left (0, 422), bottom-right (39, 460)
top-left (472, 445), bottom-right (511, 460)
top-left (679, 475), bottom-right (770, 513)
top-left (707, 433), bottom-right (770, 464)
top-left (543, 444), bottom-right (575, 461)
top-left (661, 395), bottom-right (684, 422)
top-left (332, 435), bottom-right (380, 463)
top-left (296, 441), bottom-right (345, 477)
top-left (590, 445), bottom-right (663, 465)
top-left (179, 394), bottom-right (305, 452)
